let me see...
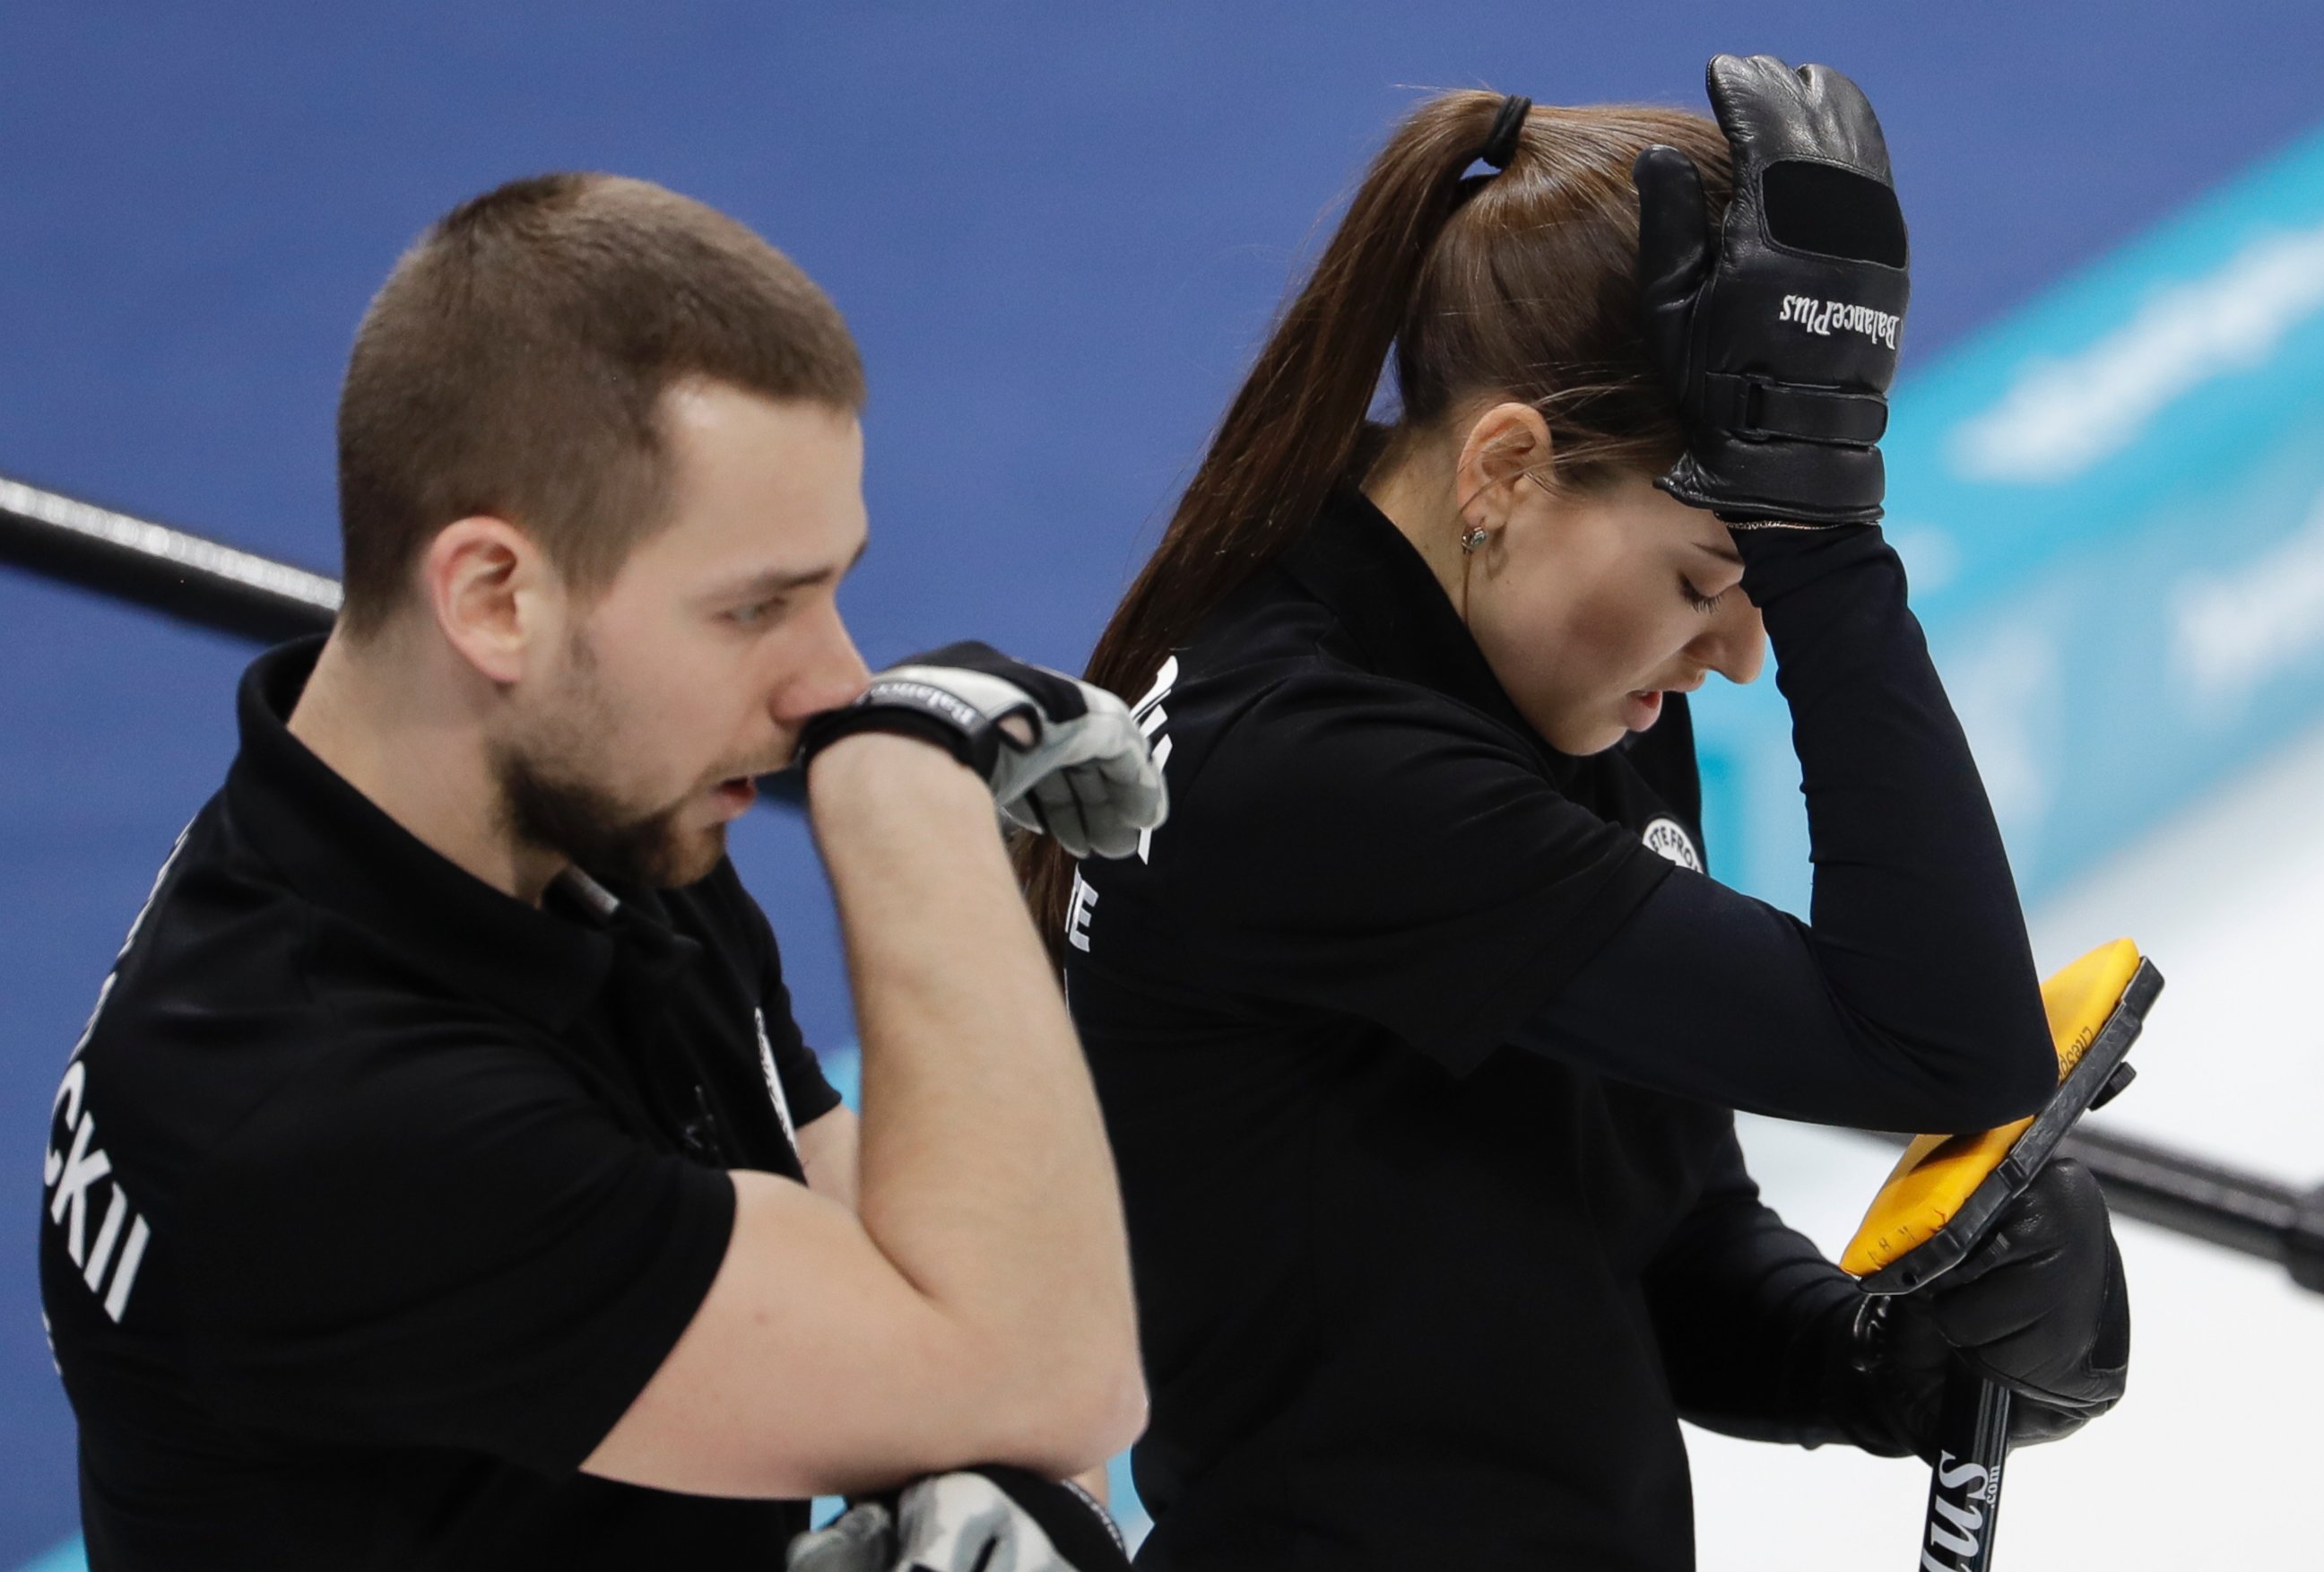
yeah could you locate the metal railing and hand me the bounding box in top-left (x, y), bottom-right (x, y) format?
top-left (0, 473), bottom-right (337, 644)
top-left (2052, 1124), bottom-right (2324, 1290)
top-left (4, 468), bottom-right (2318, 1295)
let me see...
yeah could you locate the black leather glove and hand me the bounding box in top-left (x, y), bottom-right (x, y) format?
top-left (795, 640), bottom-right (1168, 860)
top-left (1636, 54), bottom-right (1910, 525)
top-left (1846, 1160), bottom-right (2130, 1461)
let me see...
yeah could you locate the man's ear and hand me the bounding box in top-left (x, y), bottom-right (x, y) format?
top-left (1455, 402), bottom-right (1556, 525)
top-left (421, 517), bottom-right (556, 686)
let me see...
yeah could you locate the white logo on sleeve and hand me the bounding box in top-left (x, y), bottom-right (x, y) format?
top-left (753, 1009), bottom-right (797, 1147)
top-left (1642, 816), bottom-right (1704, 873)
top-left (1065, 869), bottom-right (1099, 953)
top-left (45, 1060), bottom-right (151, 1324)
top-left (39, 825), bottom-right (190, 1325)
top-left (1064, 656), bottom-right (1175, 959)
top-left (1129, 656), bottom-right (1178, 865)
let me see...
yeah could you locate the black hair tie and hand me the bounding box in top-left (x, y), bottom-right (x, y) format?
top-left (1479, 94), bottom-right (1532, 171)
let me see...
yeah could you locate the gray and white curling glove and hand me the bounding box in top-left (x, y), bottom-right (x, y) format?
top-left (795, 641), bottom-right (1167, 860)
top-left (786, 1466), bottom-right (1132, 1572)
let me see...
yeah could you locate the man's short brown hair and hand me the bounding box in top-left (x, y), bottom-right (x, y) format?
top-left (335, 172), bottom-right (866, 636)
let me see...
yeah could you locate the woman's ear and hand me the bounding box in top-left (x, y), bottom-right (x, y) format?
top-left (1455, 402), bottom-right (1556, 526)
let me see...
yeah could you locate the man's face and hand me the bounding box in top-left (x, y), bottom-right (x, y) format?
top-left (494, 381), bottom-right (872, 887)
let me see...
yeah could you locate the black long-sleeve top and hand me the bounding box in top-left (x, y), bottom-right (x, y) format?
top-left (1062, 486), bottom-right (2051, 1571)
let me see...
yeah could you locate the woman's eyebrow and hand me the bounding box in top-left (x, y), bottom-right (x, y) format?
top-left (1694, 538), bottom-right (1745, 567)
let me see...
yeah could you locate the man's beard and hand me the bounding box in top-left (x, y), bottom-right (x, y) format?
top-left (490, 631), bottom-right (731, 890)
top-left (497, 751), bottom-right (721, 890)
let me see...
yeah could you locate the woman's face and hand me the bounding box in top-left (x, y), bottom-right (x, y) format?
top-left (1411, 404), bottom-right (1766, 756)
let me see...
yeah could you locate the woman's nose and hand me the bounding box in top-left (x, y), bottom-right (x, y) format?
top-left (1695, 597), bottom-right (1767, 687)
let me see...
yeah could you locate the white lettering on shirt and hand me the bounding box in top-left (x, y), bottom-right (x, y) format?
top-left (44, 1093), bottom-right (151, 1324)
top-left (1066, 871), bottom-right (1099, 953)
top-left (1130, 656), bottom-right (1178, 866)
top-left (753, 1008), bottom-right (797, 1147)
top-left (48, 1104), bottom-right (111, 1261)
top-left (38, 823), bottom-right (191, 1325)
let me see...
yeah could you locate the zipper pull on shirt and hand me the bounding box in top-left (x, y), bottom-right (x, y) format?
top-left (678, 1083), bottom-right (723, 1165)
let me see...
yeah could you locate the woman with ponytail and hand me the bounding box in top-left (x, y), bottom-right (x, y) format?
top-left (1035, 59), bottom-right (2130, 1568)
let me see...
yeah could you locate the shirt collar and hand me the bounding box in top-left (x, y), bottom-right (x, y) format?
top-left (225, 636), bottom-right (667, 1032)
top-left (1279, 485), bottom-right (1582, 784)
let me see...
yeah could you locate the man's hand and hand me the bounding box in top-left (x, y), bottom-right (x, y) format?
top-left (797, 641), bottom-right (1166, 859)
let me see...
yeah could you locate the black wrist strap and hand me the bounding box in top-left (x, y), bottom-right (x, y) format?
top-left (1833, 1295), bottom-right (1930, 1459)
top-left (793, 698), bottom-right (994, 775)
top-left (1703, 372), bottom-right (1888, 446)
top-left (970, 1465), bottom-right (1132, 1568)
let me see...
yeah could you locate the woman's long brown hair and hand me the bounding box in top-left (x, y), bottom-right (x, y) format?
top-left (1019, 91), bottom-right (1732, 950)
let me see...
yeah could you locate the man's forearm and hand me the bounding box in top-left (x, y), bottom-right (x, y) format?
top-left (808, 734), bottom-right (1140, 1436)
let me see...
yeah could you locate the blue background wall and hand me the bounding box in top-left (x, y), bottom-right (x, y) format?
top-left (5, 3), bottom-right (2323, 1560)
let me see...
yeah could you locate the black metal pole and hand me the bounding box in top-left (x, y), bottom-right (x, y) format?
top-left (1919, 1367), bottom-right (2011, 1571)
top-left (2053, 1125), bottom-right (2324, 1292)
top-left (0, 472), bottom-right (338, 644)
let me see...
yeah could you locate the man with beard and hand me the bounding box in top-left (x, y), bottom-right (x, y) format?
top-left (38, 174), bottom-right (1159, 1571)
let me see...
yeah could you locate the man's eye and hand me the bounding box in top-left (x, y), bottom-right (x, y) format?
top-left (727, 599), bottom-right (781, 628)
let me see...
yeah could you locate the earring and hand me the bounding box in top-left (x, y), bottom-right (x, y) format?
top-left (1460, 525), bottom-right (1490, 555)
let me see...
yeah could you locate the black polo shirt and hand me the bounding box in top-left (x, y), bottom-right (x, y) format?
top-left (1063, 488), bottom-right (1730, 1570)
top-left (39, 637), bottom-right (842, 1570)
top-left (1067, 475), bottom-right (2056, 1570)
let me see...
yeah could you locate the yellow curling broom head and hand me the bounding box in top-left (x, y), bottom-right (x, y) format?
top-left (1839, 939), bottom-right (2143, 1278)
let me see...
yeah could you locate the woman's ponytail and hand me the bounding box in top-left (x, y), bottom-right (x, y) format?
top-left (1017, 91), bottom-right (1521, 945)
top-left (1087, 91), bottom-right (1518, 707)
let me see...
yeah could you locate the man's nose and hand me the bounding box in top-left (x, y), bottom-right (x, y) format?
top-left (774, 600), bottom-right (872, 725)
top-left (1695, 596), bottom-right (1767, 687)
